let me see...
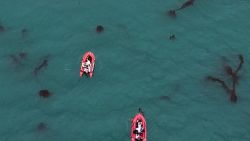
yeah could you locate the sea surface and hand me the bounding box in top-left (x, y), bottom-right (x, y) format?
top-left (0, 0), bottom-right (250, 141)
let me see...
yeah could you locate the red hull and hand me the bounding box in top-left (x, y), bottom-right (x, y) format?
top-left (131, 112), bottom-right (147, 141)
top-left (80, 51), bottom-right (95, 78)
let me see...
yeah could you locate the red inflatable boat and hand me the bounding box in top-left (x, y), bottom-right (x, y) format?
top-left (80, 51), bottom-right (95, 78)
top-left (131, 108), bottom-right (147, 141)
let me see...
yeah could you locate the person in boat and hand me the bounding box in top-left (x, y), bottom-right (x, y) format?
top-left (135, 134), bottom-right (142, 141)
top-left (133, 119), bottom-right (144, 141)
top-left (82, 57), bottom-right (91, 73)
top-left (136, 120), bottom-right (144, 133)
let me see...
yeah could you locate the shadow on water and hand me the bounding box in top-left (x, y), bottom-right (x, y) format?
top-left (36, 122), bottom-right (48, 132)
top-left (206, 54), bottom-right (244, 103)
top-left (8, 52), bottom-right (28, 68)
top-left (0, 25), bottom-right (5, 33)
top-left (167, 0), bottom-right (195, 17)
top-left (33, 55), bottom-right (50, 76)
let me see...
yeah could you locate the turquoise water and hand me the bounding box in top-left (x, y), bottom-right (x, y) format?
top-left (0, 0), bottom-right (250, 140)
